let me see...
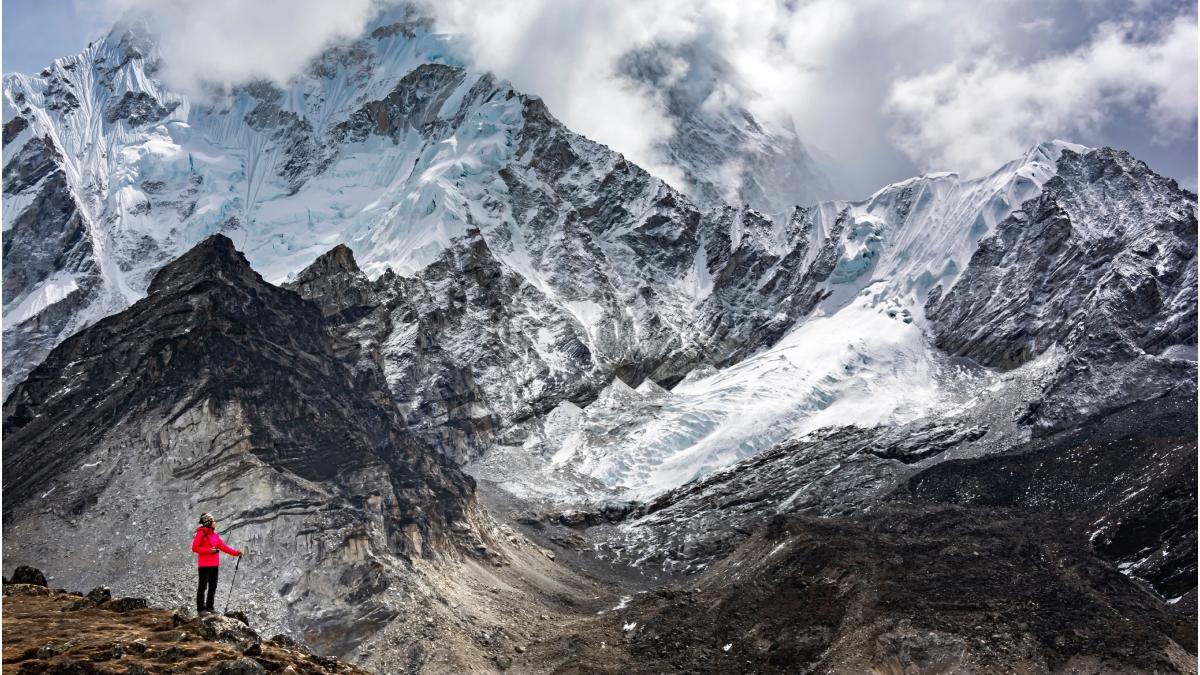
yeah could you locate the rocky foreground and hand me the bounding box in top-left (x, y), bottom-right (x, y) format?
top-left (531, 507), bottom-right (1197, 674)
top-left (2, 566), bottom-right (367, 675)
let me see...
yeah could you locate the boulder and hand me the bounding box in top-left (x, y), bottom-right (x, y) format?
top-left (109, 597), bottom-right (148, 612)
top-left (171, 605), bottom-right (198, 626)
top-left (223, 610), bottom-right (250, 625)
top-left (10, 565), bottom-right (46, 586)
top-left (198, 614), bottom-right (261, 654)
top-left (267, 634), bottom-right (310, 655)
top-left (202, 657), bottom-right (266, 674)
top-left (85, 586), bottom-right (112, 605)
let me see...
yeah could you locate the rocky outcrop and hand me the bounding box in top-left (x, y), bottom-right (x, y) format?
top-left (2, 235), bottom-right (476, 651)
top-left (103, 90), bottom-right (178, 126)
top-left (2, 568), bottom-right (369, 673)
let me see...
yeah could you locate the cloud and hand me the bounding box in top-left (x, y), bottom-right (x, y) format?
top-left (421, 0), bottom-right (1199, 195)
top-left (91, 0), bottom-right (1197, 193)
top-left (104, 0), bottom-right (380, 97)
top-left (887, 15), bottom-right (1198, 176)
top-left (419, 0), bottom-right (701, 189)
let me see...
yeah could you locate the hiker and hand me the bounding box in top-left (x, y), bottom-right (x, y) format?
top-left (191, 512), bottom-right (243, 615)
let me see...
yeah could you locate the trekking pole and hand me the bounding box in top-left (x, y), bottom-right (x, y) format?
top-left (223, 554), bottom-right (241, 615)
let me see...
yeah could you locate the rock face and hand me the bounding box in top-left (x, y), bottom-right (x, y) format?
top-left (2, 235), bottom-right (475, 650)
top-left (0, 9), bottom-right (831, 403)
top-left (928, 147), bottom-right (1198, 432)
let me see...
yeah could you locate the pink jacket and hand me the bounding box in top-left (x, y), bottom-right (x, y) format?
top-left (191, 526), bottom-right (240, 567)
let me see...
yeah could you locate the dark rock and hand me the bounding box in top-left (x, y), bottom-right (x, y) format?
top-left (109, 597), bottom-right (148, 612)
top-left (198, 614), bottom-right (261, 654)
top-left (170, 605), bottom-right (197, 626)
top-left (223, 610), bottom-right (249, 626)
top-left (103, 91), bottom-right (178, 127)
top-left (202, 658), bottom-right (265, 675)
top-left (3, 116), bottom-right (29, 146)
top-left (36, 642), bottom-right (65, 659)
top-left (85, 587), bottom-right (111, 605)
top-left (266, 634), bottom-right (308, 653)
top-left (494, 654), bottom-right (513, 670)
top-left (62, 599), bottom-right (94, 611)
top-left (901, 394), bottom-right (1198, 598)
top-left (11, 565), bottom-right (47, 586)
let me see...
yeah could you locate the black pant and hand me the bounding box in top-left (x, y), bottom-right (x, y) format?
top-left (197, 566), bottom-right (219, 612)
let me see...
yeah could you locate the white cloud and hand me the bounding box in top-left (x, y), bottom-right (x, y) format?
top-left (104, 0), bottom-right (380, 97)
top-left (91, 0), bottom-right (1197, 192)
top-left (887, 15), bottom-right (1198, 175)
top-left (420, 0), bottom-right (701, 188)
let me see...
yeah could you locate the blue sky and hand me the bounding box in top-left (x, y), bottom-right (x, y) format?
top-left (3, 1), bottom-right (109, 76)
top-left (3, 0), bottom-right (1196, 192)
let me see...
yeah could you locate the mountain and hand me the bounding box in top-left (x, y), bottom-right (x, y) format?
top-left (5, 9), bottom-right (1194, 496)
top-left (1, 8), bottom-right (835, 403)
top-left (618, 40), bottom-right (839, 214)
top-left (491, 143), bottom-right (1197, 501)
top-left (2, 234), bottom-right (477, 654)
top-left (2, 6), bottom-right (1196, 673)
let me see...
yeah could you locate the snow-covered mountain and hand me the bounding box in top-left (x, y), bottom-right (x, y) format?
top-left (484, 142), bottom-right (1196, 500)
top-left (1, 8), bottom-right (833, 398)
top-left (3, 5), bottom-right (1195, 505)
top-left (3, 7), bottom-right (1197, 672)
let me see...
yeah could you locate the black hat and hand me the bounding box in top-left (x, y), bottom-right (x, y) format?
top-left (199, 512), bottom-right (214, 526)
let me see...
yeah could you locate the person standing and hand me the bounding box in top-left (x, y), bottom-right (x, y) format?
top-left (191, 512), bottom-right (242, 615)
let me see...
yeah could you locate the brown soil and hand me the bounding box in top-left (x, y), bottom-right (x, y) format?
top-left (2, 584), bottom-right (369, 674)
